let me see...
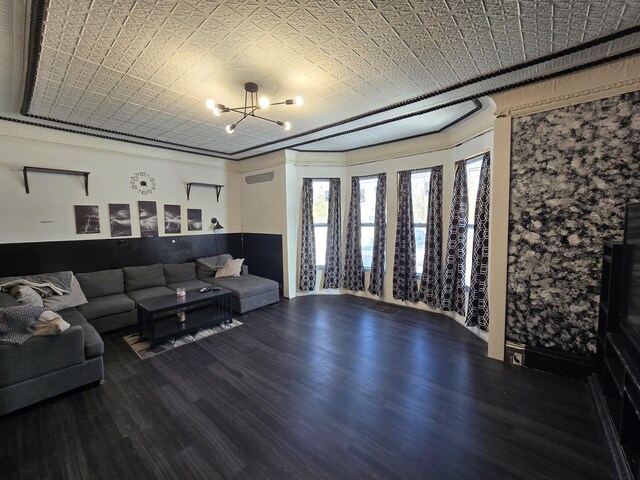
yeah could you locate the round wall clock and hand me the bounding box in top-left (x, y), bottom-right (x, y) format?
top-left (130, 171), bottom-right (156, 195)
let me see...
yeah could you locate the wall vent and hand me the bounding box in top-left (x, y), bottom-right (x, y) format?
top-left (245, 171), bottom-right (274, 184)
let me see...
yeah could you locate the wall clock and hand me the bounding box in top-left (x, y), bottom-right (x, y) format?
top-left (130, 171), bottom-right (156, 195)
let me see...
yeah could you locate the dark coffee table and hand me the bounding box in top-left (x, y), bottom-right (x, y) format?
top-left (136, 288), bottom-right (232, 347)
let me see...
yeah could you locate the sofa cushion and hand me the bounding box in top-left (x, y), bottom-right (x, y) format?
top-left (76, 269), bottom-right (125, 298)
top-left (0, 292), bottom-right (20, 308)
top-left (126, 286), bottom-right (175, 303)
top-left (77, 294), bottom-right (135, 320)
top-left (123, 264), bottom-right (166, 292)
top-left (163, 263), bottom-right (196, 285)
top-left (42, 276), bottom-right (88, 312)
top-left (166, 279), bottom-right (212, 291)
top-left (57, 308), bottom-right (103, 358)
top-left (205, 274), bottom-right (279, 299)
top-left (196, 254), bottom-right (233, 279)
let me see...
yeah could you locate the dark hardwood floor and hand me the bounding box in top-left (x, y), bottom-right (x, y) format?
top-left (1, 295), bottom-right (614, 479)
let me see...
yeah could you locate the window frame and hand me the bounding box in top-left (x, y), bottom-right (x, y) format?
top-left (410, 168), bottom-right (432, 277)
top-left (464, 156), bottom-right (484, 289)
top-left (312, 179), bottom-right (330, 269)
top-left (358, 175), bottom-right (380, 271)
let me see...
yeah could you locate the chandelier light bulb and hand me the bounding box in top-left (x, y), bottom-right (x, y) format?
top-left (283, 121), bottom-right (291, 131)
top-left (295, 96), bottom-right (303, 106)
top-left (213, 107), bottom-right (221, 117)
top-left (259, 96), bottom-right (270, 109)
top-left (226, 124), bottom-right (235, 134)
top-left (205, 98), bottom-right (215, 110)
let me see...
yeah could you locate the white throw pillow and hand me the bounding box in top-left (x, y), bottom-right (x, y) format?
top-left (42, 276), bottom-right (88, 312)
top-left (33, 310), bottom-right (70, 336)
top-left (215, 258), bottom-right (244, 278)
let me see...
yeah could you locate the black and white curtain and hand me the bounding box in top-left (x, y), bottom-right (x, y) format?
top-left (368, 173), bottom-right (387, 297)
top-left (467, 153), bottom-right (491, 331)
top-left (342, 176), bottom-right (364, 291)
top-left (393, 171), bottom-right (418, 301)
top-left (418, 166), bottom-right (443, 308)
top-left (298, 178), bottom-right (316, 291)
top-left (322, 178), bottom-right (341, 289)
top-left (441, 161), bottom-right (468, 315)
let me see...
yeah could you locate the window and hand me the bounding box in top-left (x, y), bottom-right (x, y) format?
top-left (465, 157), bottom-right (483, 287)
top-left (312, 180), bottom-right (329, 267)
top-left (359, 177), bottom-right (379, 269)
top-left (411, 170), bottom-right (431, 276)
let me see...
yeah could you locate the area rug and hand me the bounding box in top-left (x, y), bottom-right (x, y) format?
top-left (123, 319), bottom-right (243, 359)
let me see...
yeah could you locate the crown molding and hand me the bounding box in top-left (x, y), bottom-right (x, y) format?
top-left (493, 54), bottom-right (640, 117)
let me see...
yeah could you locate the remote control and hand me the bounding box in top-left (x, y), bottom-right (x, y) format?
top-left (199, 287), bottom-right (211, 293)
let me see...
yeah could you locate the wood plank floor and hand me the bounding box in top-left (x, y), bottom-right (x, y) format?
top-left (1, 295), bottom-right (614, 479)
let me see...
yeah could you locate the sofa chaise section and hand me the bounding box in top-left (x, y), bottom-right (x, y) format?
top-left (0, 293), bottom-right (104, 416)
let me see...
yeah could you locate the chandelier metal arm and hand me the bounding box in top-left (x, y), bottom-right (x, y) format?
top-left (205, 82), bottom-right (301, 133)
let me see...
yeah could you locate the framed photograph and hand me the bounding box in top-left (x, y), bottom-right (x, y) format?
top-left (187, 208), bottom-right (202, 231)
top-left (138, 201), bottom-right (158, 237)
top-left (164, 204), bottom-right (181, 234)
top-left (109, 204), bottom-right (132, 237)
top-left (74, 205), bottom-right (100, 234)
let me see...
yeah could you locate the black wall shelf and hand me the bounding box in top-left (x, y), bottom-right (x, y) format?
top-left (23, 166), bottom-right (90, 196)
top-left (186, 182), bottom-right (223, 201)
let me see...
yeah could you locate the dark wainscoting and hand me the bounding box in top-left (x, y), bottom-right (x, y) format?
top-left (0, 234), bottom-right (243, 277)
top-left (0, 233), bottom-right (285, 292)
top-left (242, 233), bottom-right (284, 291)
top-left (524, 345), bottom-right (594, 379)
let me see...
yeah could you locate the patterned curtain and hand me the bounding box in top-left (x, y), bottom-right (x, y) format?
top-left (441, 161), bottom-right (468, 315)
top-left (393, 171), bottom-right (418, 301)
top-left (467, 153), bottom-right (491, 331)
top-left (418, 166), bottom-right (443, 307)
top-left (342, 176), bottom-right (364, 291)
top-left (298, 178), bottom-right (316, 291)
top-left (322, 178), bottom-right (341, 289)
top-left (368, 173), bottom-right (387, 297)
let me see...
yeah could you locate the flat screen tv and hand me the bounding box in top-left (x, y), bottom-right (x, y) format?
top-left (620, 202), bottom-right (640, 346)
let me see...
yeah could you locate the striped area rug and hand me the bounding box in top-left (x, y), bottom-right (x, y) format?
top-left (123, 319), bottom-right (243, 359)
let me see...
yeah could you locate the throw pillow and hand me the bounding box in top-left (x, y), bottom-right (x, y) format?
top-left (42, 276), bottom-right (88, 312)
top-left (33, 310), bottom-right (70, 336)
top-left (9, 286), bottom-right (44, 307)
top-left (215, 258), bottom-right (244, 278)
top-left (0, 304), bottom-right (45, 345)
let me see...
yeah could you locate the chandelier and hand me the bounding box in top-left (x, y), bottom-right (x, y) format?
top-left (205, 82), bottom-right (303, 134)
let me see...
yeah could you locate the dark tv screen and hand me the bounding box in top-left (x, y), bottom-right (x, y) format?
top-left (621, 203), bottom-right (640, 341)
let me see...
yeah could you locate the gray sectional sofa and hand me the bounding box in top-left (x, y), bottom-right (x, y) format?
top-left (0, 254), bottom-right (279, 415)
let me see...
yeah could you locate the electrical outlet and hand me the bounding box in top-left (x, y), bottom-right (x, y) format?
top-left (512, 352), bottom-right (523, 366)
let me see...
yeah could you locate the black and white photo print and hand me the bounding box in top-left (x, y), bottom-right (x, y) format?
top-left (187, 208), bottom-right (202, 231)
top-left (109, 204), bottom-right (132, 237)
top-left (74, 205), bottom-right (100, 234)
top-left (138, 201), bottom-right (158, 237)
top-left (164, 204), bottom-right (181, 234)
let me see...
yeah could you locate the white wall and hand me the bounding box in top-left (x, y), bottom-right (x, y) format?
top-left (0, 120), bottom-right (241, 244)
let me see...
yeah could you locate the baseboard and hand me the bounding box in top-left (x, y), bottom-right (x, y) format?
top-left (523, 345), bottom-right (594, 379)
top-left (588, 375), bottom-right (634, 480)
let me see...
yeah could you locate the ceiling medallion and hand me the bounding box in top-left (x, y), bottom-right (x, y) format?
top-left (205, 82), bottom-right (303, 134)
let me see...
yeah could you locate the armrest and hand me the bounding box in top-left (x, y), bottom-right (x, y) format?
top-left (241, 264), bottom-right (249, 275)
top-left (0, 326), bottom-right (85, 388)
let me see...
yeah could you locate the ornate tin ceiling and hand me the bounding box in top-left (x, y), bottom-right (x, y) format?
top-left (17, 0), bottom-right (640, 159)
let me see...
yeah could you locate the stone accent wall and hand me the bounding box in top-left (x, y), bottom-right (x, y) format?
top-left (506, 91), bottom-right (640, 357)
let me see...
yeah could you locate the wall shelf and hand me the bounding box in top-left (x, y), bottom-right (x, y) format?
top-left (23, 166), bottom-right (90, 196)
top-left (186, 182), bottom-right (223, 202)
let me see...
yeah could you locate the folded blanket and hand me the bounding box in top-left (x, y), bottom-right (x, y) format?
top-left (0, 271), bottom-right (73, 297)
top-left (0, 305), bottom-right (46, 346)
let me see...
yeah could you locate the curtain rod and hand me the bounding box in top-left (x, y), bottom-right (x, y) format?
top-left (396, 165), bottom-right (440, 175)
top-left (303, 177), bottom-right (340, 181)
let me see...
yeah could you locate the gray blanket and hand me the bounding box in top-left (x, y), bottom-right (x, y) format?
top-left (0, 271), bottom-right (73, 297)
top-left (0, 305), bottom-right (45, 345)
